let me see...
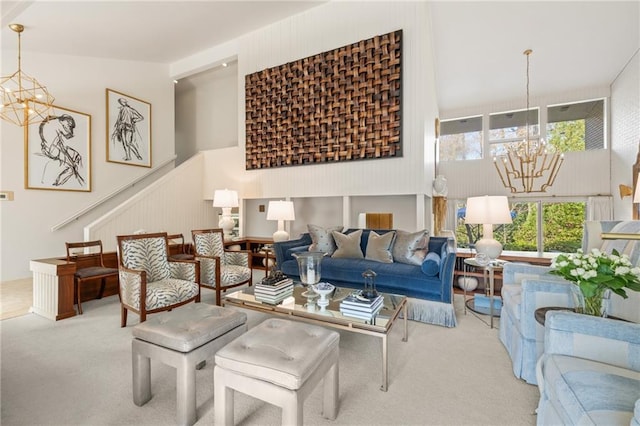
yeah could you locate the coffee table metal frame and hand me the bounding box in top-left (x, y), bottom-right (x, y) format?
top-left (223, 284), bottom-right (408, 391)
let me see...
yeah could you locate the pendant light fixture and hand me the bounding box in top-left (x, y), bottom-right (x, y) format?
top-left (1, 23), bottom-right (55, 126)
top-left (493, 49), bottom-right (564, 193)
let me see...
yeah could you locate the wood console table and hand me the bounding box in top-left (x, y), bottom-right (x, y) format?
top-left (30, 252), bottom-right (120, 321)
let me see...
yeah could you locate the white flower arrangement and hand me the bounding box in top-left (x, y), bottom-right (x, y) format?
top-left (551, 248), bottom-right (640, 315)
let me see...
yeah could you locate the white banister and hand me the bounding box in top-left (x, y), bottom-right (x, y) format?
top-left (50, 156), bottom-right (177, 232)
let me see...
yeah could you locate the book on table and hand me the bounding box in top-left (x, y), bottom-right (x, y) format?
top-left (340, 294), bottom-right (384, 312)
top-left (340, 303), bottom-right (383, 320)
top-left (255, 287), bottom-right (293, 304)
top-left (256, 278), bottom-right (293, 292)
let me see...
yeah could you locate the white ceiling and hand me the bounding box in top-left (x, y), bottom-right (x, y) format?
top-left (1, 1), bottom-right (639, 112)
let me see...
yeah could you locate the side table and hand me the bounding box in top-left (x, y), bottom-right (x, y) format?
top-left (535, 306), bottom-right (628, 326)
top-left (463, 258), bottom-right (506, 328)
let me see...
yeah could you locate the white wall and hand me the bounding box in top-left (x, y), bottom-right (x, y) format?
top-left (175, 1), bottom-right (438, 213)
top-left (611, 50), bottom-right (640, 219)
top-left (0, 51), bottom-right (175, 280)
top-left (175, 62), bottom-right (239, 165)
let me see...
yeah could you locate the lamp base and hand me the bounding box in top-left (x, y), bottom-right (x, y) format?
top-left (475, 238), bottom-right (503, 260)
top-left (272, 230), bottom-right (290, 242)
top-left (219, 215), bottom-right (235, 241)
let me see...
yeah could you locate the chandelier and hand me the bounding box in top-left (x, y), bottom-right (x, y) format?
top-left (0, 23), bottom-right (55, 126)
top-left (493, 49), bottom-right (563, 193)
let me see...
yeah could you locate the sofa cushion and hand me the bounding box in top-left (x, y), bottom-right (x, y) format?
top-left (332, 229), bottom-right (364, 259)
top-left (421, 252), bottom-right (441, 276)
top-left (543, 354), bottom-right (640, 425)
top-left (365, 230), bottom-right (395, 263)
top-left (308, 224), bottom-right (343, 255)
top-left (393, 230), bottom-right (429, 265)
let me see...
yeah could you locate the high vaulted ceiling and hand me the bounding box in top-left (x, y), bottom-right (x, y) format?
top-left (1, 1), bottom-right (638, 113)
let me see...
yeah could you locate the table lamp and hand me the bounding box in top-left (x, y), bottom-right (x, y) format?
top-left (213, 189), bottom-right (239, 240)
top-left (267, 200), bottom-right (295, 242)
top-left (465, 195), bottom-right (512, 260)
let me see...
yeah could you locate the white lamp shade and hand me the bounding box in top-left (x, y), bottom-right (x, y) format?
top-left (267, 200), bottom-right (295, 221)
top-left (213, 189), bottom-right (239, 208)
top-left (634, 173), bottom-right (640, 203)
top-left (465, 195), bottom-right (512, 225)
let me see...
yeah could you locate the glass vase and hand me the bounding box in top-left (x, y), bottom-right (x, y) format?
top-left (293, 252), bottom-right (326, 286)
top-left (582, 287), bottom-right (610, 317)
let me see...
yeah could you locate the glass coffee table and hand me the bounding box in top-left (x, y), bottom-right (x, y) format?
top-left (223, 283), bottom-right (408, 391)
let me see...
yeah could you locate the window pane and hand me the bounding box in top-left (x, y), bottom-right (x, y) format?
top-left (547, 99), bottom-right (604, 152)
top-left (489, 109), bottom-right (539, 142)
top-left (455, 200), bottom-right (585, 254)
top-left (542, 201), bottom-right (585, 252)
top-left (439, 116), bottom-right (482, 161)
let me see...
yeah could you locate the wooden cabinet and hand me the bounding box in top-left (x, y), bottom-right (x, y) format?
top-left (453, 249), bottom-right (553, 295)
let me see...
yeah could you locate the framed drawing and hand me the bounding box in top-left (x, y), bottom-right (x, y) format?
top-left (25, 104), bottom-right (91, 192)
top-left (106, 88), bottom-right (152, 168)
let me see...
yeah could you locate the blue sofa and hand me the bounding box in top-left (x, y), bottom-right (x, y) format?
top-left (273, 229), bottom-right (457, 327)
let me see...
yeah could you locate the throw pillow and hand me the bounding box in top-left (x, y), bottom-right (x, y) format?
top-left (331, 229), bottom-right (364, 259)
top-left (421, 252), bottom-right (441, 276)
top-left (308, 224), bottom-right (343, 255)
top-left (392, 230), bottom-right (429, 265)
top-left (365, 230), bottom-right (395, 263)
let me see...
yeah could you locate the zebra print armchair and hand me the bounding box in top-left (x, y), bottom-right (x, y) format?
top-left (192, 229), bottom-right (252, 305)
top-left (117, 232), bottom-right (200, 327)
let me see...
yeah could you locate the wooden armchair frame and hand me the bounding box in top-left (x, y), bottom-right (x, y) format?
top-left (117, 232), bottom-right (201, 326)
top-left (65, 240), bottom-right (119, 315)
top-left (192, 228), bottom-right (253, 305)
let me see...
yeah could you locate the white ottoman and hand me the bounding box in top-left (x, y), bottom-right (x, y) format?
top-left (214, 318), bottom-right (340, 426)
top-left (132, 303), bottom-right (247, 426)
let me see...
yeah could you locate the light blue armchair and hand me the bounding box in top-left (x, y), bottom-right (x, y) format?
top-left (499, 220), bottom-right (640, 385)
top-left (536, 311), bottom-right (640, 425)
top-left (499, 263), bottom-right (579, 384)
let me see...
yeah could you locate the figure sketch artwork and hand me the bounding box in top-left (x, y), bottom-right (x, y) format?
top-left (26, 104), bottom-right (91, 192)
top-left (106, 89), bottom-right (152, 168)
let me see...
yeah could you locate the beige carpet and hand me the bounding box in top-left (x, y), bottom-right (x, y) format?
top-left (0, 289), bottom-right (539, 425)
top-left (0, 278), bottom-right (32, 320)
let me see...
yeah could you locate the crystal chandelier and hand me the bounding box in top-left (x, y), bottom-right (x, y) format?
top-left (493, 49), bottom-right (563, 193)
top-left (0, 24), bottom-right (55, 126)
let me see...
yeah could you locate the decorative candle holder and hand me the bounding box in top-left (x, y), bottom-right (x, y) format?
top-left (293, 252), bottom-right (326, 287)
top-left (362, 269), bottom-right (378, 299)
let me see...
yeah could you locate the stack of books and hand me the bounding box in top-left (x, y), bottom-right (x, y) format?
top-left (339, 293), bottom-right (384, 320)
top-left (254, 278), bottom-right (294, 304)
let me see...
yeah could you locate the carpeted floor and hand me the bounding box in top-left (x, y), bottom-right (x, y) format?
top-left (0, 290), bottom-right (539, 425)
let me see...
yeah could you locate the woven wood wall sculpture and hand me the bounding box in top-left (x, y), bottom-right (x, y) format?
top-left (245, 29), bottom-right (402, 170)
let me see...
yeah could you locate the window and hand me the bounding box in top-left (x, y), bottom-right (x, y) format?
top-left (455, 199), bottom-right (585, 253)
top-left (547, 99), bottom-right (605, 151)
top-left (489, 108), bottom-right (539, 156)
top-left (439, 116), bottom-right (482, 161)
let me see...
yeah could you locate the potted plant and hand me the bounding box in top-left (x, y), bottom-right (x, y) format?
top-left (550, 248), bottom-right (640, 316)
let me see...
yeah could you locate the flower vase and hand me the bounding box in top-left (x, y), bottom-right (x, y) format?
top-left (581, 288), bottom-right (611, 317)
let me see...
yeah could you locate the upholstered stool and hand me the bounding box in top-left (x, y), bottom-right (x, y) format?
top-left (132, 303), bottom-right (247, 426)
top-left (214, 318), bottom-right (340, 426)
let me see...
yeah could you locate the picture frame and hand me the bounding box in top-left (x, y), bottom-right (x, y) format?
top-left (106, 88), bottom-right (152, 168)
top-left (25, 104), bottom-right (91, 192)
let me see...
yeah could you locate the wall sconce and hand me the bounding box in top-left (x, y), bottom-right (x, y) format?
top-left (213, 189), bottom-right (238, 240)
top-left (465, 195), bottom-right (513, 259)
top-left (619, 184), bottom-right (633, 199)
top-left (267, 200), bottom-right (295, 242)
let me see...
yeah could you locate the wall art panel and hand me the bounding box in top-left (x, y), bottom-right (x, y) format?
top-left (245, 29), bottom-right (402, 170)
